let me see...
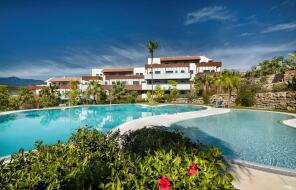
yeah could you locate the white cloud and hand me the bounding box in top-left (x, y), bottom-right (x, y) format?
top-left (1, 40), bottom-right (295, 79)
top-left (262, 22), bottom-right (296, 33)
top-left (185, 6), bottom-right (234, 25)
top-left (240, 32), bottom-right (253, 37)
top-left (204, 40), bottom-right (296, 71)
top-left (0, 46), bottom-right (149, 79)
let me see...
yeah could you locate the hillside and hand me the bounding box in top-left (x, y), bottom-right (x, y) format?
top-left (0, 77), bottom-right (44, 87)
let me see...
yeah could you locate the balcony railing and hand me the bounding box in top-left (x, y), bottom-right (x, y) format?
top-left (142, 83), bottom-right (191, 90)
top-left (145, 73), bottom-right (191, 80)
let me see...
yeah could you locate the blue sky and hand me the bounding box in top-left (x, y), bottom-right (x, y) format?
top-left (0, 0), bottom-right (296, 79)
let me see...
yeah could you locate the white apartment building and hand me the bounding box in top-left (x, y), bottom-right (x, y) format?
top-left (92, 67), bottom-right (146, 92)
top-left (28, 55), bottom-right (221, 100)
top-left (28, 76), bottom-right (102, 99)
top-left (143, 56), bottom-right (221, 91)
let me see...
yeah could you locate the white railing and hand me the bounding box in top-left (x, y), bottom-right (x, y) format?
top-left (145, 73), bottom-right (190, 80)
top-left (142, 83), bottom-right (191, 90)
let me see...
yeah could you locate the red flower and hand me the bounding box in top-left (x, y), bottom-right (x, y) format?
top-left (188, 162), bottom-right (198, 176)
top-left (157, 176), bottom-right (171, 190)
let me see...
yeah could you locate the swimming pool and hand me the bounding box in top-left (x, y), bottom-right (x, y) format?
top-left (0, 104), bottom-right (205, 157)
top-left (171, 110), bottom-right (296, 170)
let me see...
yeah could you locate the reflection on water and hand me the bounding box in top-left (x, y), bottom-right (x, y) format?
top-left (0, 104), bottom-right (205, 157)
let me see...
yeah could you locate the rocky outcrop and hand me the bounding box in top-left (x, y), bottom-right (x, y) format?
top-left (255, 91), bottom-right (296, 110)
top-left (284, 70), bottom-right (296, 81)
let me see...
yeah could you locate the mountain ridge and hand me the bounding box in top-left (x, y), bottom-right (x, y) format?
top-left (0, 77), bottom-right (45, 87)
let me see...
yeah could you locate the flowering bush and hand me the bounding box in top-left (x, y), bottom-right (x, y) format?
top-left (0, 127), bottom-right (234, 189)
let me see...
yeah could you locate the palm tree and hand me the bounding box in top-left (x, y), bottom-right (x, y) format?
top-left (110, 81), bottom-right (126, 101)
top-left (221, 70), bottom-right (241, 108)
top-left (201, 75), bottom-right (214, 97)
top-left (146, 40), bottom-right (159, 103)
top-left (85, 80), bottom-right (103, 104)
top-left (193, 75), bottom-right (213, 97)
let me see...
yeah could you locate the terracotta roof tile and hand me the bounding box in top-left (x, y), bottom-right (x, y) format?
top-left (82, 76), bottom-right (102, 81)
top-left (47, 77), bottom-right (81, 82)
top-left (160, 56), bottom-right (200, 61)
top-left (102, 68), bottom-right (134, 73)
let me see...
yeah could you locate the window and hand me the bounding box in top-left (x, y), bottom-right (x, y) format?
top-left (149, 72), bottom-right (152, 74)
top-left (166, 71), bottom-right (173, 74)
top-left (190, 70), bottom-right (194, 74)
top-left (112, 81), bottom-right (115, 85)
top-left (155, 71), bottom-right (161, 74)
top-left (133, 81), bottom-right (139, 85)
top-left (175, 70), bottom-right (178, 73)
top-left (105, 81), bottom-right (108, 85)
top-left (181, 70), bottom-right (185, 73)
top-left (122, 81), bottom-right (127, 85)
top-left (203, 70), bottom-right (210, 73)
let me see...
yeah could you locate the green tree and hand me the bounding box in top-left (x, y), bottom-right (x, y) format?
top-left (68, 81), bottom-right (80, 106)
top-left (0, 85), bottom-right (9, 111)
top-left (167, 80), bottom-right (179, 101)
top-left (146, 91), bottom-right (152, 103)
top-left (146, 40), bottom-right (159, 103)
top-left (193, 75), bottom-right (214, 103)
top-left (154, 85), bottom-right (164, 102)
top-left (39, 84), bottom-right (60, 108)
top-left (18, 88), bottom-right (37, 109)
top-left (221, 70), bottom-right (241, 108)
top-left (126, 91), bottom-right (138, 103)
top-left (85, 80), bottom-right (105, 104)
top-left (110, 81), bottom-right (126, 103)
top-left (236, 79), bottom-right (258, 107)
top-left (287, 50), bottom-right (296, 70)
top-left (8, 96), bottom-right (19, 110)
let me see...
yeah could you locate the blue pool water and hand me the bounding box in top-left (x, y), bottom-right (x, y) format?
top-left (0, 104), bottom-right (205, 157)
top-left (171, 110), bottom-right (296, 170)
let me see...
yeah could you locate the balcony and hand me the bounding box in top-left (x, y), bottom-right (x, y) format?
top-left (145, 73), bottom-right (191, 80)
top-left (142, 83), bottom-right (191, 91)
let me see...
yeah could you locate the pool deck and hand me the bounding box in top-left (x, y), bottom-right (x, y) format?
top-left (114, 106), bottom-right (231, 134)
top-left (114, 106), bottom-right (296, 190)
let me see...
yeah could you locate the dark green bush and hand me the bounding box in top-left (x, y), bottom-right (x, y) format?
top-left (236, 80), bottom-right (259, 106)
top-left (0, 127), bottom-right (234, 190)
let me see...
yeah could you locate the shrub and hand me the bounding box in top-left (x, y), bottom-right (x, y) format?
top-left (287, 76), bottom-right (296, 91)
top-left (0, 127), bottom-right (234, 190)
top-left (272, 83), bottom-right (288, 92)
top-left (0, 85), bottom-right (9, 111)
top-left (236, 80), bottom-right (258, 107)
top-left (8, 96), bottom-right (19, 110)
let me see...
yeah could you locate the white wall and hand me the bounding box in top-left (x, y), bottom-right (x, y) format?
top-left (92, 68), bottom-right (103, 76)
top-left (133, 67), bottom-right (145, 74)
top-left (199, 56), bottom-right (212, 62)
top-left (147, 58), bottom-right (161, 64)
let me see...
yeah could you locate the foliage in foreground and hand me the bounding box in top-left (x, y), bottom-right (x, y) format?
top-left (0, 127), bottom-right (234, 190)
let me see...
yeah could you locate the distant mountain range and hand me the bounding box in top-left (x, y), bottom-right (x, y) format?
top-left (0, 77), bottom-right (45, 87)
